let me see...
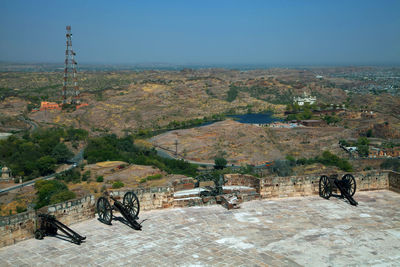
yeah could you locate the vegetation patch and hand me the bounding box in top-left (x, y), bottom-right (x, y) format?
top-left (0, 127), bottom-right (87, 181)
top-left (295, 151), bottom-right (353, 172)
top-left (139, 173), bottom-right (162, 183)
top-left (84, 134), bottom-right (198, 177)
top-left (112, 181), bottom-right (124, 189)
top-left (34, 180), bottom-right (76, 209)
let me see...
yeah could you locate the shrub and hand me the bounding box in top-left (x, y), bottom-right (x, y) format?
top-left (112, 181), bottom-right (124, 189)
top-left (16, 206), bottom-right (27, 213)
top-left (82, 170), bottom-right (91, 181)
top-left (49, 190), bottom-right (76, 204)
top-left (56, 169), bottom-right (81, 183)
top-left (96, 175), bottom-right (104, 182)
top-left (269, 160), bottom-right (293, 177)
top-left (146, 174), bottom-right (162, 181)
top-left (291, 151), bottom-right (352, 172)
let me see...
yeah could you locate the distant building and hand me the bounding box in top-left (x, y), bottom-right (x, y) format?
top-left (369, 147), bottom-right (400, 158)
top-left (40, 101), bottom-right (61, 111)
top-left (293, 92), bottom-right (316, 106)
top-left (346, 147), bottom-right (358, 153)
top-left (0, 166), bottom-right (12, 181)
top-left (361, 111), bottom-right (376, 119)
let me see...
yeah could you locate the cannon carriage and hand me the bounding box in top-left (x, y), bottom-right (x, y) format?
top-left (96, 191), bottom-right (142, 230)
top-left (34, 214), bottom-right (86, 245)
top-left (195, 173), bottom-right (241, 209)
top-left (319, 174), bottom-right (358, 206)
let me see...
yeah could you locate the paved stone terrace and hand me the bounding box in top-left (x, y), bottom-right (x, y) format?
top-left (1, 190), bottom-right (400, 267)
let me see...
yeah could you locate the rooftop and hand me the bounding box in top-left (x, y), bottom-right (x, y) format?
top-left (1, 190), bottom-right (399, 266)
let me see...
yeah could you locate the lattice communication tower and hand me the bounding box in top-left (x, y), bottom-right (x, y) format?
top-left (62, 25), bottom-right (80, 105)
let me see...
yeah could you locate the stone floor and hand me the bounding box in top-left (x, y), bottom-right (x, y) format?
top-left (1, 190), bottom-right (400, 267)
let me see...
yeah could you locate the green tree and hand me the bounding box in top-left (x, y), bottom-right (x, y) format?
top-left (37, 156), bottom-right (56, 175)
top-left (214, 157), bottom-right (227, 170)
top-left (270, 160), bottom-right (293, 177)
top-left (34, 180), bottom-right (73, 209)
top-left (357, 137), bottom-right (370, 157)
top-left (50, 190), bottom-right (76, 204)
top-left (51, 143), bottom-right (73, 163)
top-left (357, 137), bottom-right (370, 146)
top-left (226, 86), bottom-right (239, 102)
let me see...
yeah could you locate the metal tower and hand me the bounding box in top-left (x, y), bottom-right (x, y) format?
top-left (62, 25), bottom-right (80, 105)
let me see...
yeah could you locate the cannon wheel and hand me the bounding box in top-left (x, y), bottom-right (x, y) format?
top-left (342, 174), bottom-right (356, 197)
top-left (123, 191), bottom-right (140, 219)
top-left (97, 197), bottom-right (113, 225)
top-left (34, 229), bottom-right (44, 240)
top-left (319, 175), bottom-right (332, 199)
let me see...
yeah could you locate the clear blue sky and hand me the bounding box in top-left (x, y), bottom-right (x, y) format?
top-left (0, 0), bottom-right (399, 65)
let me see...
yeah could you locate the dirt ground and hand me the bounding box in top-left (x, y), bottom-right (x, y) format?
top-left (150, 119), bottom-right (354, 165)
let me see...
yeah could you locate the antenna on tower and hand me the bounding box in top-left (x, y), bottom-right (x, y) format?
top-left (63, 25), bottom-right (80, 105)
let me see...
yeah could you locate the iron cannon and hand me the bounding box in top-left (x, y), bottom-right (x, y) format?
top-left (34, 213), bottom-right (86, 245)
top-left (96, 191), bottom-right (142, 230)
top-left (195, 173), bottom-right (241, 209)
top-left (319, 173), bottom-right (358, 206)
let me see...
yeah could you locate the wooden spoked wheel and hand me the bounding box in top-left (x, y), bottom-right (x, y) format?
top-left (97, 197), bottom-right (113, 225)
top-left (123, 192), bottom-right (140, 219)
top-left (342, 174), bottom-right (356, 197)
top-left (319, 175), bottom-right (332, 199)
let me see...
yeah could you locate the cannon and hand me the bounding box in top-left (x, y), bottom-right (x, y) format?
top-left (34, 214), bottom-right (86, 245)
top-left (96, 191), bottom-right (142, 230)
top-left (195, 173), bottom-right (241, 209)
top-left (319, 174), bottom-right (358, 206)
top-left (196, 173), bottom-right (225, 197)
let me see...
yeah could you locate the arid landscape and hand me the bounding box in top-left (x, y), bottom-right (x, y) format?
top-left (1, 1), bottom-right (400, 265)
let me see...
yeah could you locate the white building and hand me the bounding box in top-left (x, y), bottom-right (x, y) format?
top-left (0, 166), bottom-right (12, 181)
top-left (293, 92), bottom-right (316, 106)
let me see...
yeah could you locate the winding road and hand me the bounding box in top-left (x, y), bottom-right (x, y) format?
top-left (0, 149), bottom-right (84, 194)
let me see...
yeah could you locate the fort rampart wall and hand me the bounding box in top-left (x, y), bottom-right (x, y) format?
top-left (0, 170), bottom-right (398, 248)
top-left (388, 171), bottom-right (400, 193)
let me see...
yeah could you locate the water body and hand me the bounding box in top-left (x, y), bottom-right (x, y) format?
top-left (193, 113), bottom-right (281, 128)
top-left (227, 113), bottom-right (281, 124)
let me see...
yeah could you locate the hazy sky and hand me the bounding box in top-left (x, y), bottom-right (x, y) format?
top-left (0, 0), bottom-right (399, 65)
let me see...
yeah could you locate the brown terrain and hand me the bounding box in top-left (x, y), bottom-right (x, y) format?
top-left (0, 68), bottom-right (356, 135)
top-left (1, 67), bottom-right (400, 215)
top-left (151, 119), bottom-right (353, 165)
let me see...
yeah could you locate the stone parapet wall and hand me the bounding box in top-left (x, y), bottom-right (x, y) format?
top-left (356, 171), bottom-right (389, 191)
top-left (46, 195), bottom-right (96, 226)
top-left (259, 175), bottom-right (318, 198)
top-left (0, 195), bottom-right (95, 248)
top-left (224, 174), bottom-right (260, 192)
top-left (389, 171), bottom-right (400, 193)
top-left (259, 171), bottom-right (389, 199)
top-left (0, 170), bottom-right (397, 249)
top-left (111, 187), bottom-right (175, 210)
top-left (0, 210), bottom-right (36, 248)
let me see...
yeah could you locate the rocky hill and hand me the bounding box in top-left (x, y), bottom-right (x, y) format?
top-left (150, 120), bottom-right (354, 165)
